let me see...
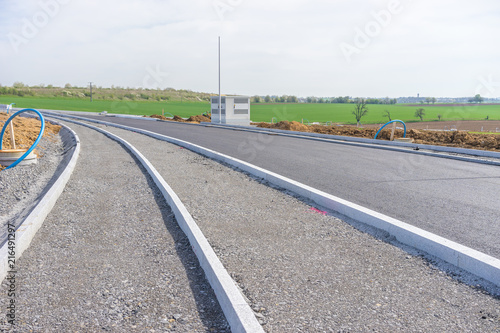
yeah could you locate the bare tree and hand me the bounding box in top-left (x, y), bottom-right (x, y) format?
top-left (352, 99), bottom-right (368, 126)
top-left (415, 108), bottom-right (425, 121)
top-left (383, 110), bottom-right (391, 121)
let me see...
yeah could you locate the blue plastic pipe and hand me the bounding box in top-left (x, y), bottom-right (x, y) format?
top-left (374, 120), bottom-right (406, 140)
top-left (0, 108), bottom-right (45, 170)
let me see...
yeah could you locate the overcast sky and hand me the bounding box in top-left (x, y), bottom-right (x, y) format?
top-left (1, 0), bottom-right (500, 98)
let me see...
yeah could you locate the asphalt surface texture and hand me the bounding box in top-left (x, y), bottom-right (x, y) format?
top-left (73, 114), bottom-right (500, 260)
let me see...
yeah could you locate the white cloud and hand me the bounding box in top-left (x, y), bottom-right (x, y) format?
top-left (0, 0), bottom-right (499, 97)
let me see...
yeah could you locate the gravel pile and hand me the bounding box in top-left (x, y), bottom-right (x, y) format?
top-left (0, 123), bottom-right (229, 332)
top-left (95, 122), bottom-right (500, 332)
top-left (0, 132), bottom-right (64, 245)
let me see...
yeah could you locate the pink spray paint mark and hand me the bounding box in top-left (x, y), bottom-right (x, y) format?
top-left (309, 207), bottom-right (327, 216)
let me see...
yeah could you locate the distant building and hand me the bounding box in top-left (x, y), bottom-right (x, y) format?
top-left (211, 95), bottom-right (250, 126)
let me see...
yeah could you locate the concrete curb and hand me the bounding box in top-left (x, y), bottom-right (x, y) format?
top-left (0, 121), bottom-right (81, 282)
top-left (197, 123), bottom-right (500, 166)
top-left (44, 112), bottom-right (500, 288)
top-left (201, 122), bottom-right (500, 159)
top-left (46, 115), bottom-right (264, 333)
top-left (30, 110), bottom-right (500, 161)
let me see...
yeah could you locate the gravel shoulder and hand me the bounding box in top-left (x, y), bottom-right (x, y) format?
top-left (94, 121), bottom-right (500, 332)
top-left (0, 123), bottom-right (229, 332)
top-left (0, 131), bottom-right (64, 244)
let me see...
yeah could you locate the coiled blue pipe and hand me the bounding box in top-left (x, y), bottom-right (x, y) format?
top-left (374, 120), bottom-right (406, 140)
top-left (0, 108), bottom-right (45, 170)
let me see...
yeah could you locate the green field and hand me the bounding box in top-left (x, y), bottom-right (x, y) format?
top-left (0, 96), bottom-right (209, 118)
top-left (1, 95), bottom-right (499, 124)
top-left (250, 103), bottom-right (500, 124)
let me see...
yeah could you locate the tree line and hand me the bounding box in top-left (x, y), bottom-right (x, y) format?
top-left (253, 95), bottom-right (398, 104)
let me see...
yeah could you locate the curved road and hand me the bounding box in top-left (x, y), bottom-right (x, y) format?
top-left (59, 114), bottom-right (500, 259)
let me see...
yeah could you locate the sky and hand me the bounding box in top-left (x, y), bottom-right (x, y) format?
top-left (1, 0), bottom-right (500, 98)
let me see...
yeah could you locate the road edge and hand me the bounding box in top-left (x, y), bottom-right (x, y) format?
top-left (46, 115), bottom-right (264, 333)
top-left (44, 112), bottom-right (500, 289)
top-left (0, 121), bottom-right (81, 282)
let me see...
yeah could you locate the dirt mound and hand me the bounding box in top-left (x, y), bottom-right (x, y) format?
top-left (408, 129), bottom-right (500, 149)
top-left (148, 113), bottom-right (211, 124)
top-left (149, 114), bottom-right (170, 120)
top-left (258, 121), bottom-right (312, 132)
top-left (187, 114), bottom-right (211, 123)
top-left (254, 121), bottom-right (500, 151)
top-left (0, 112), bottom-right (62, 170)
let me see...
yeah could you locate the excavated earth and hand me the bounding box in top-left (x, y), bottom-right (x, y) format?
top-left (145, 113), bottom-right (500, 151)
top-left (0, 112), bottom-right (61, 171)
top-left (254, 121), bottom-right (500, 151)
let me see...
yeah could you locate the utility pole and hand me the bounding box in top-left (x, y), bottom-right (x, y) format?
top-left (218, 36), bottom-right (221, 124)
top-left (89, 82), bottom-right (93, 102)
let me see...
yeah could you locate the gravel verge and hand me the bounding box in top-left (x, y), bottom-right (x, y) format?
top-left (0, 131), bottom-right (64, 244)
top-left (0, 123), bottom-right (229, 332)
top-left (93, 121), bottom-right (500, 332)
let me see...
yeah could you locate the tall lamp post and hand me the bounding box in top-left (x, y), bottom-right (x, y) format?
top-left (218, 36), bottom-right (221, 124)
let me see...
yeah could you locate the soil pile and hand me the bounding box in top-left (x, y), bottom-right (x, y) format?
top-left (0, 112), bottom-right (61, 170)
top-left (187, 114), bottom-right (211, 123)
top-left (258, 121), bottom-right (311, 132)
top-left (254, 121), bottom-right (500, 151)
top-left (408, 129), bottom-right (500, 149)
top-left (148, 114), bottom-right (170, 120)
top-left (148, 113), bottom-right (211, 124)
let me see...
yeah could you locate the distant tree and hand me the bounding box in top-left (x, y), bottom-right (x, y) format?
top-left (431, 97), bottom-right (437, 104)
top-left (425, 97), bottom-right (432, 104)
top-left (332, 96), bottom-right (350, 103)
top-left (287, 95), bottom-right (297, 103)
top-left (383, 110), bottom-right (392, 121)
top-left (415, 108), bottom-right (425, 121)
top-left (65, 83), bottom-right (72, 88)
top-left (264, 95), bottom-right (271, 103)
top-left (13, 82), bottom-right (25, 89)
top-left (420, 100), bottom-right (424, 104)
top-left (252, 95), bottom-right (261, 103)
top-left (468, 94), bottom-right (484, 104)
top-left (352, 99), bottom-right (368, 126)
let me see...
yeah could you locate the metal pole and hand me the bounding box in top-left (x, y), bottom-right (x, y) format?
top-left (218, 36), bottom-right (221, 124)
top-left (8, 103), bottom-right (16, 149)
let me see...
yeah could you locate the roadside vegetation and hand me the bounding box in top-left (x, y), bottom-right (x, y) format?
top-left (1, 83), bottom-right (499, 124)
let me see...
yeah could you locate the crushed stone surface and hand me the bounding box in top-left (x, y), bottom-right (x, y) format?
top-left (87, 121), bottom-right (500, 332)
top-left (0, 123), bottom-right (229, 332)
top-left (0, 132), bottom-right (64, 243)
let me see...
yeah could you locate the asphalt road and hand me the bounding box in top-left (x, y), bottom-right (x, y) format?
top-left (64, 115), bottom-right (500, 260)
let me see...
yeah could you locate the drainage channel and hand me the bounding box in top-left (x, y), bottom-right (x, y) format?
top-left (0, 121), bottom-right (246, 332)
top-left (51, 116), bottom-right (500, 332)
